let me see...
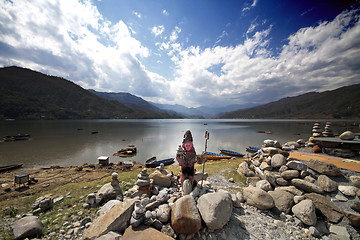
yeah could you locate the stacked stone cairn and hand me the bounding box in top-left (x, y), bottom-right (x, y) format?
top-left (312, 121), bottom-right (322, 138)
top-left (322, 122), bottom-right (334, 137)
top-left (79, 162), bottom-right (243, 240)
top-left (238, 138), bottom-right (360, 238)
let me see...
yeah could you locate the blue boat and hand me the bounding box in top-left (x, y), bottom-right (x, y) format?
top-left (145, 157), bottom-right (175, 168)
top-left (246, 146), bottom-right (261, 153)
top-left (219, 149), bottom-right (244, 157)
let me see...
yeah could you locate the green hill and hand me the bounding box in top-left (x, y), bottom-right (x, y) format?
top-left (0, 66), bottom-right (172, 120)
top-left (220, 84), bottom-right (360, 119)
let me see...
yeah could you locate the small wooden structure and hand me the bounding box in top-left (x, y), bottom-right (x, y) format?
top-left (14, 173), bottom-right (29, 187)
top-left (98, 156), bottom-right (110, 166)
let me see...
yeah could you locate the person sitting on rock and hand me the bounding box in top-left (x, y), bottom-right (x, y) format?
top-left (176, 130), bottom-right (206, 193)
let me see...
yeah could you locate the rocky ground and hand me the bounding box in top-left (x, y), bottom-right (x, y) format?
top-left (2, 145), bottom-right (360, 240)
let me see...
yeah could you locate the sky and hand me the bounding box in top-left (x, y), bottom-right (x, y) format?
top-left (0, 0), bottom-right (360, 108)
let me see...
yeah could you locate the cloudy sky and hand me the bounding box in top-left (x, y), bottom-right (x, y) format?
top-left (1, 0), bottom-right (359, 108)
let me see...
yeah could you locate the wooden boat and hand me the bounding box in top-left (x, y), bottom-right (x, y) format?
top-left (310, 137), bottom-right (360, 151)
top-left (0, 163), bottom-right (23, 173)
top-left (197, 152), bottom-right (232, 160)
top-left (145, 157), bottom-right (175, 168)
top-left (3, 134), bottom-right (31, 141)
top-left (246, 146), bottom-right (261, 153)
top-left (219, 149), bottom-right (244, 157)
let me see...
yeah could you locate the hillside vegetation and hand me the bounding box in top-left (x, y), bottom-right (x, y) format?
top-left (221, 84), bottom-right (360, 119)
top-left (0, 66), bottom-right (173, 120)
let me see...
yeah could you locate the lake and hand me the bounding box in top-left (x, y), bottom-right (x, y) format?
top-left (0, 119), bottom-right (358, 169)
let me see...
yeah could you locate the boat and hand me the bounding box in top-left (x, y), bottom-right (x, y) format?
top-left (197, 152), bottom-right (232, 160)
top-left (219, 149), bottom-right (244, 157)
top-left (145, 157), bottom-right (175, 168)
top-left (0, 163), bottom-right (23, 173)
top-left (3, 134), bottom-right (31, 142)
top-left (246, 146), bottom-right (261, 153)
top-left (310, 137), bottom-right (360, 151)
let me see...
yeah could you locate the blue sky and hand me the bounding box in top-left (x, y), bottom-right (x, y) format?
top-left (0, 0), bottom-right (359, 108)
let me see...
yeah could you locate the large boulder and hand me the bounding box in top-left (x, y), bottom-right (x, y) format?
top-left (11, 215), bottom-right (43, 240)
top-left (197, 192), bottom-right (233, 231)
top-left (149, 170), bottom-right (172, 188)
top-left (290, 179), bottom-right (324, 194)
top-left (338, 185), bottom-right (357, 197)
top-left (122, 225), bottom-right (174, 240)
top-left (97, 200), bottom-right (121, 216)
top-left (286, 160), bottom-right (308, 171)
top-left (97, 182), bottom-right (123, 201)
top-left (304, 193), bottom-right (344, 223)
top-left (83, 198), bottom-right (136, 239)
top-left (156, 204), bottom-right (171, 223)
top-left (171, 195), bottom-right (202, 235)
top-left (243, 186), bottom-right (274, 210)
top-left (317, 175), bottom-right (338, 192)
top-left (268, 190), bottom-right (294, 214)
top-left (306, 159), bottom-right (341, 176)
top-left (291, 199), bottom-right (317, 226)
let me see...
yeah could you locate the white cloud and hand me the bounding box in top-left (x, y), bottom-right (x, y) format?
top-left (242, 0), bottom-right (258, 12)
top-left (162, 9), bottom-right (169, 16)
top-left (0, 0), bottom-right (359, 108)
top-left (170, 26), bottom-right (181, 42)
top-left (166, 8), bottom-right (360, 107)
top-left (133, 11), bottom-right (141, 18)
top-left (151, 25), bottom-right (165, 37)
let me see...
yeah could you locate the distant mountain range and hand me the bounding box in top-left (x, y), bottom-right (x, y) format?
top-left (220, 84), bottom-right (360, 119)
top-left (1, 66), bottom-right (359, 120)
top-left (0, 66), bottom-right (176, 120)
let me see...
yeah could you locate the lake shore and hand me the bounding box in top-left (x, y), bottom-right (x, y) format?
top-left (1, 144), bottom-right (360, 239)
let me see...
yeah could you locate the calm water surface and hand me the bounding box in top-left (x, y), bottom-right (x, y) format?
top-left (0, 119), bottom-right (358, 169)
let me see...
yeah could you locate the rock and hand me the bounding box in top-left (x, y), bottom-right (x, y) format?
top-left (275, 186), bottom-right (304, 196)
top-left (256, 180), bottom-right (272, 192)
top-left (157, 189), bottom-right (170, 203)
top-left (246, 177), bottom-right (261, 186)
top-left (259, 162), bottom-right (271, 171)
top-left (286, 160), bottom-right (308, 171)
top-left (304, 193), bottom-right (344, 223)
top-left (291, 199), bottom-right (317, 226)
top-left (122, 225), bottom-right (174, 240)
top-left (11, 215), bottom-right (43, 240)
top-left (284, 141), bottom-right (301, 149)
top-left (238, 162), bottom-right (255, 177)
top-left (161, 224), bottom-right (177, 239)
top-left (339, 131), bottom-right (355, 140)
top-left (334, 192), bottom-right (348, 202)
top-left (317, 175), bottom-right (338, 192)
top-left (268, 189), bottom-right (294, 214)
top-left (197, 192), bottom-right (233, 231)
top-left (344, 211), bottom-right (360, 228)
top-left (329, 225), bottom-right (350, 240)
top-left (280, 170), bottom-right (299, 180)
top-left (83, 198), bottom-right (136, 239)
top-left (97, 200), bottom-right (121, 216)
top-left (182, 179), bottom-right (192, 195)
top-left (32, 196), bottom-right (53, 212)
top-left (53, 195), bottom-right (64, 204)
top-left (304, 175), bottom-right (316, 183)
top-left (276, 177), bottom-right (290, 186)
top-left (171, 195), bottom-right (201, 235)
top-left (194, 172), bottom-right (208, 182)
top-left (338, 185), bottom-right (357, 197)
top-left (350, 201), bottom-right (360, 213)
top-left (306, 159), bottom-right (341, 176)
top-left (157, 204), bottom-right (171, 223)
top-left (149, 170), bottom-right (172, 188)
top-left (97, 183), bottom-right (123, 202)
top-left (270, 154), bottom-right (287, 168)
top-left (243, 186), bottom-right (274, 210)
top-left (145, 200), bottom-right (162, 211)
top-left (314, 221), bottom-right (329, 236)
top-left (293, 196), bottom-right (305, 204)
top-left (290, 179), bottom-right (324, 194)
top-left (279, 165), bottom-right (288, 173)
top-left (262, 147), bottom-right (281, 156)
top-left (231, 193), bottom-right (243, 208)
top-left (95, 231), bottom-right (122, 240)
top-left (349, 175), bottom-right (360, 188)
top-left (309, 226), bottom-right (321, 237)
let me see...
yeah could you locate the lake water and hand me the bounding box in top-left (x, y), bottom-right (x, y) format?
top-left (0, 119), bottom-right (358, 169)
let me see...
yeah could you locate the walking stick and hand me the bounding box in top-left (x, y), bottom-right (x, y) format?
top-left (201, 130), bottom-right (209, 188)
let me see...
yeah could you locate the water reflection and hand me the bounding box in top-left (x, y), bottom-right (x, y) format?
top-left (0, 119), bottom-right (358, 169)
